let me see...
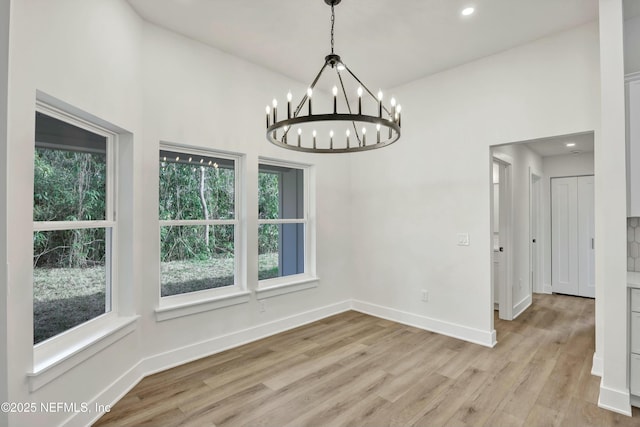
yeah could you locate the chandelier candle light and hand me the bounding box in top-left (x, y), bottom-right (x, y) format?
top-left (265, 0), bottom-right (401, 153)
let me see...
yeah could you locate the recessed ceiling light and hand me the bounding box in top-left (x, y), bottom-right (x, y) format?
top-left (566, 142), bottom-right (576, 147)
top-left (461, 7), bottom-right (475, 16)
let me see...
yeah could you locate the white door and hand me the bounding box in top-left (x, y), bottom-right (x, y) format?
top-left (552, 177), bottom-right (579, 295)
top-left (551, 176), bottom-right (595, 298)
top-left (530, 172), bottom-right (542, 294)
top-left (492, 162), bottom-right (501, 309)
top-left (492, 159), bottom-right (511, 319)
top-left (577, 176), bottom-right (595, 298)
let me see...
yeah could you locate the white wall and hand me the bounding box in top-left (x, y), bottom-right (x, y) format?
top-left (0, 0), bottom-right (10, 425)
top-left (349, 22), bottom-right (600, 347)
top-left (5, 1), bottom-right (352, 426)
top-left (625, 14), bottom-right (640, 75)
top-left (541, 151), bottom-right (595, 291)
top-left (492, 143), bottom-right (543, 317)
top-left (542, 151), bottom-right (596, 179)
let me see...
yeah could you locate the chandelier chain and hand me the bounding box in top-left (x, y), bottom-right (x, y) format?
top-left (330, 3), bottom-right (335, 54)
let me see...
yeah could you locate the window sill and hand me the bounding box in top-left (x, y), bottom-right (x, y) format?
top-left (28, 315), bottom-right (139, 392)
top-left (155, 291), bottom-right (251, 322)
top-left (256, 276), bottom-right (319, 299)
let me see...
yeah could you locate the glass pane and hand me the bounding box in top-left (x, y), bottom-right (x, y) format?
top-left (258, 164), bottom-right (303, 219)
top-left (258, 170), bottom-right (280, 220)
top-left (159, 150), bottom-right (235, 220)
top-left (258, 224), bottom-right (279, 280)
top-left (33, 228), bottom-right (110, 344)
top-left (34, 112), bottom-right (107, 222)
top-left (259, 223), bottom-right (304, 280)
top-left (161, 225), bottom-right (235, 297)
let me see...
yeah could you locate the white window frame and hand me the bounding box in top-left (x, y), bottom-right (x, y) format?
top-left (32, 101), bottom-right (120, 365)
top-left (257, 158), bottom-right (317, 297)
top-left (156, 144), bottom-right (248, 320)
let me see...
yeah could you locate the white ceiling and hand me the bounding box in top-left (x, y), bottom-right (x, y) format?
top-left (126, 0), bottom-right (598, 90)
top-left (523, 132), bottom-right (594, 157)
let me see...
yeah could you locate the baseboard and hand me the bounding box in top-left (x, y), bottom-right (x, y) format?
top-left (512, 294), bottom-right (532, 319)
top-left (66, 359), bottom-right (144, 427)
top-left (65, 300), bottom-right (351, 427)
top-left (489, 329), bottom-right (497, 347)
top-left (591, 352), bottom-right (603, 377)
top-left (543, 283), bottom-right (552, 294)
top-left (598, 379), bottom-right (632, 416)
top-left (351, 300), bottom-right (496, 348)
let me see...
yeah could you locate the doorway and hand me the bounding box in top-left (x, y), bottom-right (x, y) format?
top-left (490, 131), bottom-right (594, 327)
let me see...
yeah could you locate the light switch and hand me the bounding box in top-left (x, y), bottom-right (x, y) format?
top-left (457, 233), bottom-right (470, 246)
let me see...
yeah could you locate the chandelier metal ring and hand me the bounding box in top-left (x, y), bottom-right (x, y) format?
top-left (267, 114), bottom-right (400, 154)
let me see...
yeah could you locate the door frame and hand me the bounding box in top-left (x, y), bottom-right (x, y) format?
top-left (492, 154), bottom-right (513, 321)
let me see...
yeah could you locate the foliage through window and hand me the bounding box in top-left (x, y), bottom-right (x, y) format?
top-left (159, 149), bottom-right (238, 297)
top-left (258, 163), bottom-right (306, 281)
top-left (33, 109), bottom-right (114, 345)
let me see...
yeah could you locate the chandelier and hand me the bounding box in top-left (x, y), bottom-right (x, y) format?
top-left (265, 0), bottom-right (401, 153)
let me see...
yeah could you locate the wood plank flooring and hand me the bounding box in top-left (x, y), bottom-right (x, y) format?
top-left (94, 294), bottom-right (639, 426)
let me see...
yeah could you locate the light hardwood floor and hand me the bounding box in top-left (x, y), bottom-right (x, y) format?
top-left (94, 294), bottom-right (639, 426)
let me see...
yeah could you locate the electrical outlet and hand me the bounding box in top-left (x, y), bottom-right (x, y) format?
top-left (421, 290), bottom-right (429, 302)
top-left (457, 233), bottom-right (470, 246)
top-left (259, 300), bottom-right (266, 312)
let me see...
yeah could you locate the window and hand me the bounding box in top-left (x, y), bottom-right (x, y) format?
top-left (33, 107), bottom-right (115, 345)
top-left (159, 147), bottom-right (239, 298)
top-left (258, 161), bottom-right (310, 283)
